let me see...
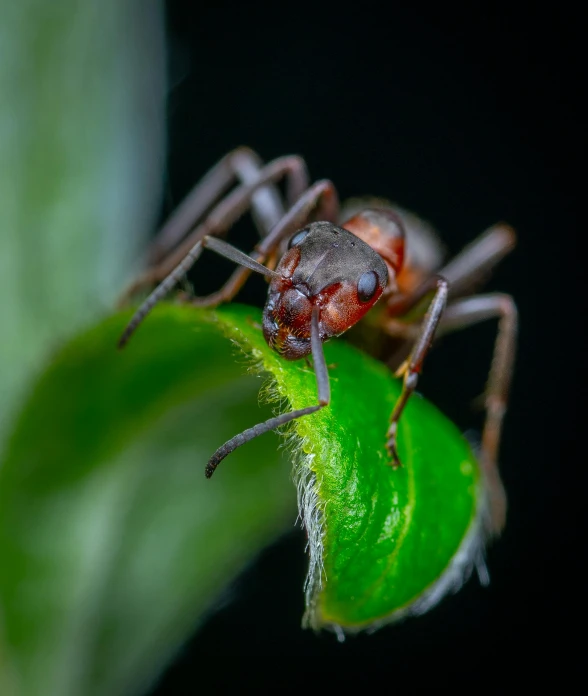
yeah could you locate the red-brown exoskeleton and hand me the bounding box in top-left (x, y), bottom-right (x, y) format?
top-left (118, 148), bottom-right (517, 535)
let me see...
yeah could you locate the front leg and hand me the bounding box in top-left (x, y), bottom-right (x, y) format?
top-left (386, 276), bottom-right (448, 465)
top-left (382, 290), bottom-right (516, 536)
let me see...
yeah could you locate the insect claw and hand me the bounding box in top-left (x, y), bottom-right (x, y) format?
top-left (386, 437), bottom-right (403, 469)
top-left (205, 451), bottom-right (222, 478)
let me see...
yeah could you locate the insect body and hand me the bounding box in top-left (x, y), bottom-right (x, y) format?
top-left (119, 147), bottom-right (517, 536)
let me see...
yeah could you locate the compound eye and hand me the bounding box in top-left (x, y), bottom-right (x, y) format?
top-left (288, 228), bottom-right (310, 249)
top-left (357, 270), bottom-right (379, 303)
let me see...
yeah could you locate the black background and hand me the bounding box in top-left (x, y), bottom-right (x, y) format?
top-left (150, 2), bottom-right (583, 690)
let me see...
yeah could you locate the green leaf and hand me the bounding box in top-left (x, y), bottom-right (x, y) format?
top-left (0, 1), bottom-right (165, 442)
top-left (0, 305), bottom-right (295, 696)
top-left (0, 302), bottom-right (484, 695)
top-left (214, 305), bottom-right (485, 633)
top-left (1, 4), bottom-right (167, 693)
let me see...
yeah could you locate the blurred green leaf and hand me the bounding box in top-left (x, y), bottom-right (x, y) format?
top-left (0, 1), bottom-right (165, 441)
top-left (0, 305), bottom-right (296, 696)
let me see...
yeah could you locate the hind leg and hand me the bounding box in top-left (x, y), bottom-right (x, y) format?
top-left (150, 146), bottom-right (309, 263)
top-left (437, 293), bottom-right (518, 536)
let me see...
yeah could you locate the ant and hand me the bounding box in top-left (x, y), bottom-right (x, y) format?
top-left (118, 147), bottom-right (517, 536)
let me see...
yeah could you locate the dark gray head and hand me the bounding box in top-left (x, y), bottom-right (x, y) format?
top-left (262, 222), bottom-right (388, 360)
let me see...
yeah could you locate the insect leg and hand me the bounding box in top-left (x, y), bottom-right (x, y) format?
top-left (386, 276), bottom-right (449, 466)
top-left (205, 306), bottom-right (330, 478)
top-left (381, 224), bottom-right (515, 360)
top-left (150, 147), bottom-right (309, 263)
top-left (437, 293), bottom-right (517, 535)
top-left (118, 234), bottom-right (281, 348)
top-left (120, 155), bottom-right (309, 304)
top-left (439, 224), bottom-right (516, 298)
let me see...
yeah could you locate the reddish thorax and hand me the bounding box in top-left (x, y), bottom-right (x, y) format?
top-left (341, 209), bottom-right (405, 291)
